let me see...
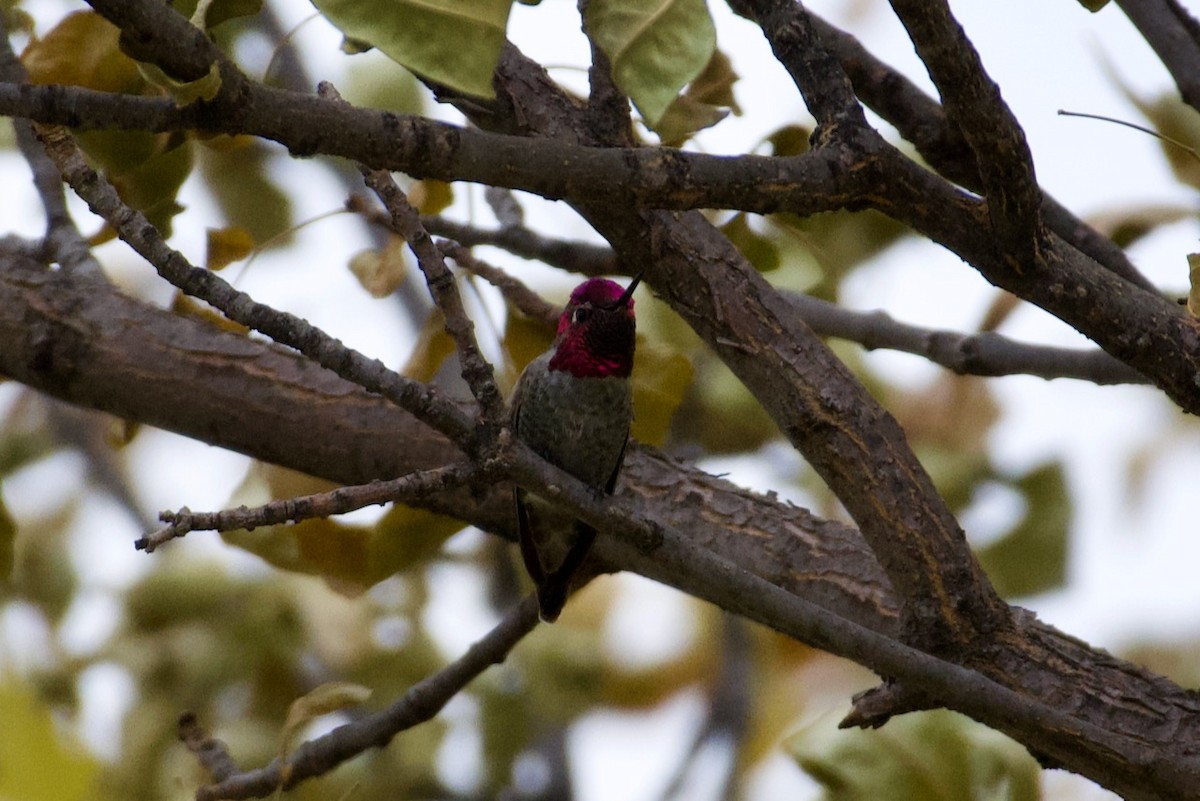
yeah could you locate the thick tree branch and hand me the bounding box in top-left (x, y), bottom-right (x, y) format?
top-left (2, 250), bottom-right (1198, 798)
top-left (1117, 0), bottom-right (1200, 113)
top-left (33, 123), bottom-right (478, 449)
top-left (887, 0), bottom-right (1043, 266)
top-left (807, 12), bottom-right (1158, 293)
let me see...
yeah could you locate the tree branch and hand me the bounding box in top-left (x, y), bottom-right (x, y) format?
top-left (1116, 0), bottom-right (1200, 113)
top-left (140, 463), bottom-right (481, 553)
top-left (807, 11), bottom-right (1158, 293)
top-left (33, 122), bottom-right (478, 449)
top-left (886, 0), bottom-right (1043, 265)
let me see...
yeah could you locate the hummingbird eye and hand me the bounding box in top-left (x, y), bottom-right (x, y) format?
top-left (571, 306), bottom-right (592, 324)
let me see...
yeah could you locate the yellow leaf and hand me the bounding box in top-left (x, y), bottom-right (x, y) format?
top-left (349, 236), bottom-right (408, 298)
top-left (0, 679), bottom-right (98, 801)
top-left (1188, 253), bottom-right (1200, 318)
top-left (205, 226), bottom-right (256, 271)
top-left (408, 179), bottom-right (454, 215)
top-left (22, 11), bottom-right (142, 93)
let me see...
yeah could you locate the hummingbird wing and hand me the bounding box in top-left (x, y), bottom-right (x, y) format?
top-left (534, 434), bottom-right (628, 622)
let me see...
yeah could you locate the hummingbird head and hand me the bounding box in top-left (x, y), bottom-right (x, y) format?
top-left (548, 275), bottom-right (641, 378)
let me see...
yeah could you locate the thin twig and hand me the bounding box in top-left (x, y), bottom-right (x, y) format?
top-left (438, 241), bottom-right (559, 326)
top-left (319, 83), bottom-right (505, 427)
top-left (138, 463), bottom-right (481, 553)
top-left (0, 12), bottom-right (101, 277)
top-left (33, 123), bottom-right (476, 448)
top-left (193, 593), bottom-right (541, 800)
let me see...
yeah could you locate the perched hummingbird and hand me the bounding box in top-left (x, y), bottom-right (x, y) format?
top-left (511, 275), bottom-right (641, 622)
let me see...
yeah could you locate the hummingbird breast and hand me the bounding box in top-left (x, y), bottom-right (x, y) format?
top-left (512, 353), bottom-right (632, 490)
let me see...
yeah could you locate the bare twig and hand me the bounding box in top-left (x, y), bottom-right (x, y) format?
top-left (33, 123), bottom-right (476, 449)
top-left (886, 0), bottom-right (1042, 262)
top-left (786, 292), bottom-right (1149, 385)
top-left (138, 463), bottom-right (481, 553)
top-left (318, 82), bottom-right (504, 427)
top-left (0, 13), bottom-right (100, 277)
top-left (437, 241), bottom-right (559, 326)
top-left (193, 593), bottom-right (541, 800)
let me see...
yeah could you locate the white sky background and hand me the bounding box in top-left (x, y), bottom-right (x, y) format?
top-left (1, 1), bottom-right (1197, 800)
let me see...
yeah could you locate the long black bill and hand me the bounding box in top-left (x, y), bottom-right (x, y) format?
top-left (617, 273), bottom-right (643, 307)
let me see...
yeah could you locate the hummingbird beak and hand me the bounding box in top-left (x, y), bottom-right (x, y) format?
top-left (617, 273), bottom-right (642, 308)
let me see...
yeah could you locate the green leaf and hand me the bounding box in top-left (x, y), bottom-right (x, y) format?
top-left (310, 0), bottom-right (513, 98)
top-left (197, 136), bottom-right (294, 243)
top-left (631, 340), bottom-right (693, 446)
top-left (978, 462), bottom-right (1071, 598)
top-left (585, 0), bottom-right (717, 126)
top-left (651, 48), bottom-right (739, 145)
top-left (721, 213), bottom-right (781, 272)
top-left (787, 709), bottom-right (1041, 801)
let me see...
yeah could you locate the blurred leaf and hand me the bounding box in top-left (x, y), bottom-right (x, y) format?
top-left (137, 60), bottom-right (222, 106)
top-left (978, 462), bottom-right (1071, 598)
top-left (652, 48), bottom-right (739, 145)
top-left (1117, 90), bottom-right (1200, 189)
top-left (630, 340), bottom-right (693, 446)
top-left (409, 179), bottom-right (454, 215)
top-left (280, 682), bottom-right (372, 757)
top-left (1076, 0), bottom-right (1111, 10)
top-left (1085, 204), bottom-right (1194, 250)
top-left (0, 679), bottom-right (99, 801)
top-left (311, 0), bottom-right (512, 98)
top-left (403, 309), bottom-right (456, 382)
top-left (765, 123), bottom-right (812, 156)
top-left (787, 709), bottom-right (1041, 801)
top-left (673, 356), bottom-right (779, 453)
top-left (585, 0), bottom-right (716, 126)
top-left (22, 11), bottom-right (142, 93)
top-left (205, 226), bottom-right (256, 271)
top-left (721, 213), bottom-right (781, 272)
top-left (343, 52), bottom-right (428, 114)
top-left (197, 136), bottom-right (293, 243)
top-left (366, 503), bottom-right (465, 582)
top-left (684, 48), bottom-right (740, 114)
top-left (220, 463), bottom-right (464, 593)
top-left (349, 235), bottom-right (408, 298)
top-left (23, 13), bottom-right (195, 230)
top-left (172, 292), bottom-right (250, 335)
top-left (0, 489), bottom-right (13, 583)
top-left (504, 304), bottom-right (556, 377)
top-left (1189, 253), bottom-right (1200, 318)
top-left (654, 94), bottom-right (729, 146)
top-left (172, 0), bottom-right (263, 27)
top-left (771, 210), bottom-right (908, 297)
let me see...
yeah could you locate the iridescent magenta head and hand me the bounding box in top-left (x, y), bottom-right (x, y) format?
top-left (548, 275), bottom-right (640, 378)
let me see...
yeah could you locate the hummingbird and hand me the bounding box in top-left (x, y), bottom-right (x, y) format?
top-left (511, 275), bottom-right (641, 622)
